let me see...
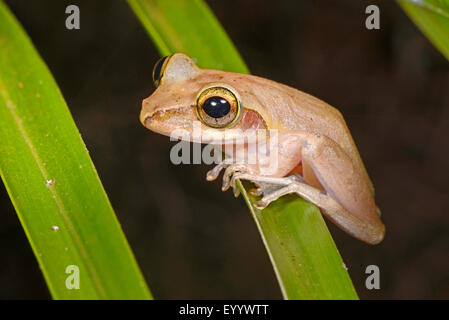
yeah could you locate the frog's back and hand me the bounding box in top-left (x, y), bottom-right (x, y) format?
top-left (228, 73), bottom-right (352, 145)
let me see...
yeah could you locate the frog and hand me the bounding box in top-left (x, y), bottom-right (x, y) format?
top-left (140, 53), bottom-right (385, 244)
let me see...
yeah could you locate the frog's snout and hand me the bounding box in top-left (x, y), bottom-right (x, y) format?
top-left (140, 111), bottom-right (151, 128)
top-left (140, 101), bottom-right (150, 127)
top-left (140, 98), bottom-right (151, 126)
top-left (140, 107), bottom-right (165, 135)
top-left (140, 96), bottom-right (196, 137)
top-left (140, 96), bottom-right (162, 131)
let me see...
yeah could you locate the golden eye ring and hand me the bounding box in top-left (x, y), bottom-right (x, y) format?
top-left (195, 85), bottom-right (241, 128)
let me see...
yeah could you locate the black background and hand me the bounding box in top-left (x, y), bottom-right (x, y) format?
top-left (1, 0), bottom-right (448, 299)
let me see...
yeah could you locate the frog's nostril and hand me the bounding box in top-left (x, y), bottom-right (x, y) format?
top-left (142, 98), bottom-right (152, 111)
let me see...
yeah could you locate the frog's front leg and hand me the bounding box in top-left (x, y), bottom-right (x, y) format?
top-left (206, 159), bottom-right (297, 200)
top-left (206, 160), bottom-right (261, 197)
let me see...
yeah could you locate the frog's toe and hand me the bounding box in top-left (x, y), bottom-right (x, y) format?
top-left (206, 170), bottom-right (218, 181)
top-left (206, 167), bottom-right (223, 181)
top-left (249, 187), bottom-right (263, 197)
top-left (254, 199), bottom-right (270, 210)
top-left (222, 164), bottom-right (249, 192)
top-left (231, 183), bottom-right (241, 198)
top-left (206, 158), bottom-right (234, 181)
top-left (254, 183), bottom-right (301, 210)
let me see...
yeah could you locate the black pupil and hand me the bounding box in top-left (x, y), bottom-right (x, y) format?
top-left (153, 56), bottom-right (168, 85)
top-left (203, 97), bottom-right (231, 118)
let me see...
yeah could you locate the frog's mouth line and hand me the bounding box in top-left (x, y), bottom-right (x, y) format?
top-left (141, 106), bottom-right (196, 134)
top-left (142, 107), bottom-right (277, 146)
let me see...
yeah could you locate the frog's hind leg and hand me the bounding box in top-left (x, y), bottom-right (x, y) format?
top-left (298, 133), bottom-right (385, 244)
top-left (229, 172), bottom-right (383, 244)
top-left (205, 136), bottom-right (385, 244)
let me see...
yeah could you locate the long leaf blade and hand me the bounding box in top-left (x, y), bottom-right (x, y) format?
top-left (239, 181), bottom-right (357, 299)
top-left (128, 0), bottom-right (358, 299)
top-left (0, 1), bottom-right (152, 299)
top-left (127, 0), bottom-right (249, 73)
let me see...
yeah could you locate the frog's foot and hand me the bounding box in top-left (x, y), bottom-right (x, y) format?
top-left (206, 160), bottom-right (252, 197)
top-left (229, 173), bottom-right (304, 209)
top-left (229, 172), bottom-right (385, 244)
top-left (205, 158), bottom-right (235, 181)
top-left (253, 183), bottom-right (305, 210)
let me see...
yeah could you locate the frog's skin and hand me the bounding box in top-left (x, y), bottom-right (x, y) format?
top-left (140, 53), bottom-right (385, 244)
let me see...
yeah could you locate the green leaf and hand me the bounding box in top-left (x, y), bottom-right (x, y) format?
top-left (239, 181), bottom-right (357, 299)
top-left (127, 0), bottom-right (249, 73)
top-left (128, 0), bottom-right (358, 299)
top-left (0, 1), bottom-right (152, 299)
top-left (398, 0), bottom-right (449, 60)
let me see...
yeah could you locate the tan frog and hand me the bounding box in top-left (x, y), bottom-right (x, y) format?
top-left (140, 53), bottom-right (385, 244)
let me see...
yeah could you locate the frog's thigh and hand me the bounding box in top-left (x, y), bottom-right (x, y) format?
top-left (301, 133), bottom-right (385, 243)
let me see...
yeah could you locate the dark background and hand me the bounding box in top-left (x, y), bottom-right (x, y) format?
top-left (1, 0), bottom-right (448, 299)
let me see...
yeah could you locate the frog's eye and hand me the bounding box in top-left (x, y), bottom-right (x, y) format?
top-left (195, 86), bottom-right (241, 128)
top-left (152, 55), bottom-right (171, 87)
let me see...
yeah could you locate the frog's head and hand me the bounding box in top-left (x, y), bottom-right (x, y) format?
top-left (140, 53), bottom-right (268, 144)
